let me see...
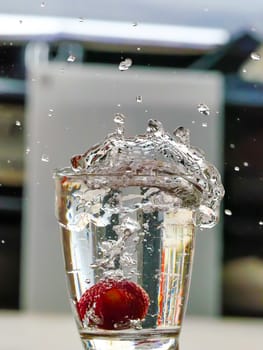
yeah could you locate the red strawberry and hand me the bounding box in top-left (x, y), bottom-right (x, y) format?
top-left (77, 279), bottom-right (150, 330)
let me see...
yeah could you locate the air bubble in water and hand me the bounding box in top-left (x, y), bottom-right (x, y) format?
top-left (202, 122), bottom-right (208, 128)
top-left (67, 55), bottom-right (76, 63)
top-left (224, 209), bottom-right (232, 216)
top-left (136, 95), bottom-right (143, 103)
top-left (197, 103), bottom-right (210, 116)
top-left (259, 221), bottom-right (263, 226)
top-left (137, 47), bottom-right (141, 51)
top-left (229, 143), bottom-right (235, 149)
top-left (118, 58), bottom-right (132, 71)
top-left (250, 52), bottom-right (261, 61)
top-left (15, 120), bottom-right (21, 126)
top-left (243, 161), bottom-right (249, 167)
top-left (1, 240), bottom-right (5, 244)
top-left (41, 154), bottom-right (49, 162)
top-left (25, 147), bottom-right (31, 155)
top-left (234, 166), bottom-right (240, 171)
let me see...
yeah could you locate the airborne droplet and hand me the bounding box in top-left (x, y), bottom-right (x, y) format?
top-left (114, 113), bottom-right (125, 135)
top-left (118, 58), bottom-right (132, 71)
top-left (224, 209), bottom-right (232, 216)
top-left (250, 52), bottom-right (261, 61)
top-left (136, 96), bottom-right (143, 103)
top-left (67, 55), bottom-right (76, 62)
top-left (197, 103), bottom-right (210, 116)
top-left (147, 119), bottom-right (163, 133)
top-left (41, 154), bottom-right (49, 162)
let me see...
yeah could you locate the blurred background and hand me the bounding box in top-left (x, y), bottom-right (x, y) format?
top-left (0, 0), bottom-right (263, 324)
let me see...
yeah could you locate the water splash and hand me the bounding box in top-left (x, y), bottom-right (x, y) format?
top-left (66, 116), bottom-right (224, 228)
top-left (197, 104), bottom-right (210, 116)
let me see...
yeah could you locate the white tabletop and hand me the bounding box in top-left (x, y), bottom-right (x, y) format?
top-left (0, 312), bottom-right (262, 350)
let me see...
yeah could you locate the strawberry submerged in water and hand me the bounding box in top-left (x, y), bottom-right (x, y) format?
top-left (77, 278), bottom-right (150, 330)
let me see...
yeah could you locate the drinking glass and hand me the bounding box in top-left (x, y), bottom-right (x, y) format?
top-left (54, 170), bottom-right (198, 350)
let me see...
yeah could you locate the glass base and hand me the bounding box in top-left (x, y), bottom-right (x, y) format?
top-left (81, 334), bottom-right (179, 350)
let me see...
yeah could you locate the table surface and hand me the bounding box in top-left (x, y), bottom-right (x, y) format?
top-left (0, 312), bottom-right (262, 350)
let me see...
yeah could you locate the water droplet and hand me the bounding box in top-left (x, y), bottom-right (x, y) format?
top-left (137, 47), bottom-right (141, 51)
top-left (78, 17), bottom-right (84, 22)
top-left (85, 278), bottom-right (91, 284)
top-left (204, 7), bottom-right (209, 12)
top-left (1, 240), bottom-right (5, 244)
top-left (173, 126), bottom-right (190, 145)
top-left (40, 1), bottom-right (45, 7)
top-left (202, 122), bottom-right (208, 128)
top-left (145, 109), bottom-right (148, 113)
top-left (118, 58), bottom-right (132, 71)
top-left (25, 147), bottom-right (31, 155)
top-left (48, 108), bottom-right (55, 117)
top-left (250, 52), bottom-right (261, 61)
top-left (117, 103), bottom-right (121, 107)
top-left (9, 42), bottom-right (13, 46)
top-left (259, 221), bottom-right (263, 226)
top-left (136, 95), bottom-right (142, 103)
top-left (243, 161), bottom-right (249, 167)
top-left (147, 119), bottom-right (163, 133)
top-left (19, 20), bottom-right (23, 24)
top-left (234, 166), bottom-right (240, 171)
top-left (224, 209), bottom-right (232, 216)
top-left (7, 160), bottom-right (11, 164)
top-left (114, 113), bottom-right (125, 125)
top-left (229, 143), bottom-right (235, 149)
top-left (132, 22), bottom-right (138, 27)
top-left (67, 54), bottom-right (76, 63)
top-left (197, 103), bottom-right (210, 116)
top-left (242, 68), bottom-right (247, 73)
top-left (41, 154), bottom-right (49, 162)
top-left (114, 113), bottom-right (125, 135)
top-left (15, 120), bottom-right (21, 126)
top-left (192, 120), bottom-right (196, 124)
